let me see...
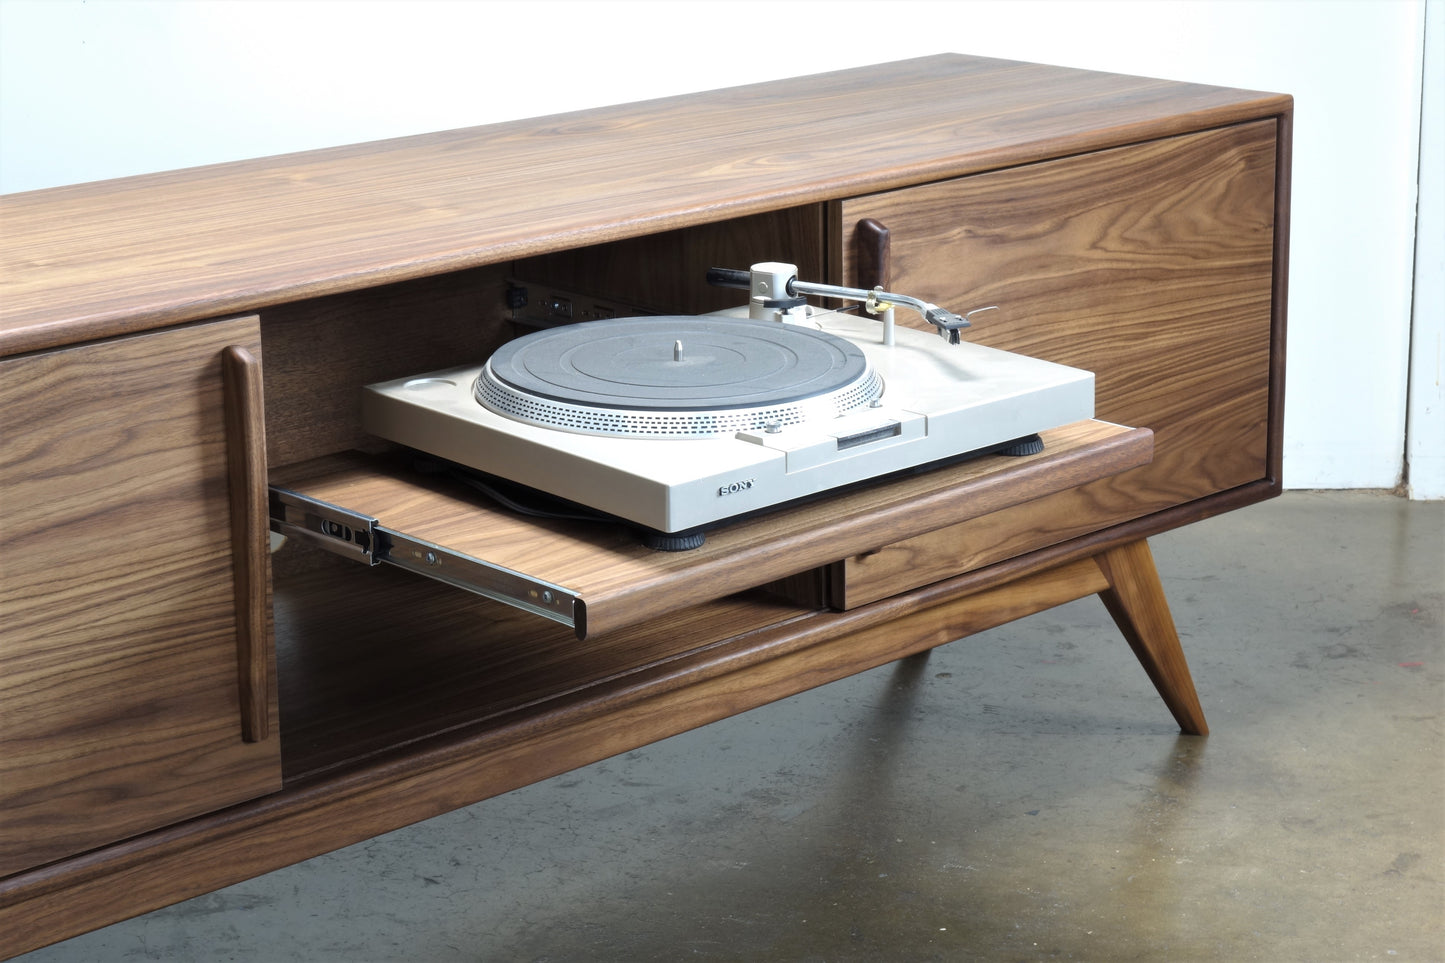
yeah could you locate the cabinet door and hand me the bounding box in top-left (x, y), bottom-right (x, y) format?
top-left (830, 120), bottom-right (1279, 600)
top-left (0, 317), bottom-right (281, 876)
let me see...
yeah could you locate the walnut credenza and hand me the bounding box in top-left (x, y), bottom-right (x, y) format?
top-left (0, 55), bottom-right (1290, 956)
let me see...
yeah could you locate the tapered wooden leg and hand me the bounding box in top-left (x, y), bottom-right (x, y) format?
top-left (1094, 539), bottom-right (1208, 735)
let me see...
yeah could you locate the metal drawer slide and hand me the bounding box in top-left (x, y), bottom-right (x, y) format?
top-left (269, 488), bottom-right (581, 630)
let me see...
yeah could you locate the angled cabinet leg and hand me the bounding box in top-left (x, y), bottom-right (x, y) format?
top-left (1094, 539), bottom-right (1209, 735)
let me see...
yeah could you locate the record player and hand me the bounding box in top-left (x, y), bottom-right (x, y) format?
top-left (361, 263), bottom-right (1094, 548)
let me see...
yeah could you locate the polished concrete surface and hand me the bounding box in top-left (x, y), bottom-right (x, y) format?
top-left (19, 492), bottom-right (1444, 962)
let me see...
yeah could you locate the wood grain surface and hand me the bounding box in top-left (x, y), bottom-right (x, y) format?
top-left (837, 456), bottom-right (1150, 608)
top-left (1097, 539), bottom-right (1208, 735)
top-left (0, 55), bottom-right (1290, 356)
top-left (0, 54), bottom-right (1290, 954)
top-left (259, 266), bottom-right (510, 468)
top-left (834, 119), bottom-right (1280, 587)
top-left (514, 208), bottom-right (828, 317)
top-left (0, 318), bottom-right (282, 877)
top-left (272, 556), bottom-right (816, 782)
top-left (273, 420), bottom-right (1151, 637)
top-left (0, 550), bottom-right (1120, 958)
top-left (222, 345), bottom-right (271, 742)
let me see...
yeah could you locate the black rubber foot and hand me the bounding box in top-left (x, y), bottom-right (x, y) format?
top-left (999, 434), bottom-right (1045, 457)
top-left (642, 529), bottom-right (706, 551)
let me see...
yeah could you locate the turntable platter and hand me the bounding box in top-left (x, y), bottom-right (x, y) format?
top-left (476, 317), bottom-right (884, 437)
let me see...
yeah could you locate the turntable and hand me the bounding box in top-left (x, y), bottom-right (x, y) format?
top-left (361, 263), bottom-right (1094, 548)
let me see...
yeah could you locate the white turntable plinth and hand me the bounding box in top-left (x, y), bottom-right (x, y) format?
top-left (362, 308), bottom-right (1093, 536)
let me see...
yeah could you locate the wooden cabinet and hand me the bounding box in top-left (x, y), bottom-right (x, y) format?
top-left (0, 317), bottom-right (281, 877)
top-left (0, 55), bottom-right (1291, 956)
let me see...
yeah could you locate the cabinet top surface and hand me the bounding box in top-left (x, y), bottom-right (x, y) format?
top-left (0, 54), bottom-right (1289, 355)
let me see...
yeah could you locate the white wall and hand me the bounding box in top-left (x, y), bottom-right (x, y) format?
top-left (1408, 0), bottom-right (1444, 499)
top-left (0, 0), bottom-right (1434, 495)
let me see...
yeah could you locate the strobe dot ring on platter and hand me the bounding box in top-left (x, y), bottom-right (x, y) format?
top-left (476, 316), bottom-right (884, 438)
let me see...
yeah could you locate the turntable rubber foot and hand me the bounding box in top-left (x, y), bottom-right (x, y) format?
top-left (642, 529), bottom-right (706, 552)
top-left (999, 434), bottom-right (1045, 456)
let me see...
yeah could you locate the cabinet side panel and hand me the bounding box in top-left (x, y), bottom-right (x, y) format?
top-left (837, 120), bottom-right (1277, 600)
top-left (0, 318), bottom-right (282, 877)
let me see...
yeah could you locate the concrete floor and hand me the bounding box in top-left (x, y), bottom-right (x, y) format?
top-left (17, 492), bottom-right (1444, 962)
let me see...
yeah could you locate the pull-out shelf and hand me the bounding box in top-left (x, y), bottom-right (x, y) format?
top-left (270, 420), bottom-right (1153, 639)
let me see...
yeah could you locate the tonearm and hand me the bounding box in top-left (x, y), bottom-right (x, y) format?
top-left (706, 262), bottom-right (997, 345)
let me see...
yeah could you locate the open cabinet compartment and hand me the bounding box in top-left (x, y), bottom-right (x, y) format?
top-left (268, 419), bottom-right (1153, 781)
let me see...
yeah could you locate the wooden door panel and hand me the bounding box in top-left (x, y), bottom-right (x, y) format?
top-left (0, 317), bottom-right (282, 876)
top-left (831, 121), bottom-right (1279, 602)
top-left (837, 119), bottom-right (1278, 530)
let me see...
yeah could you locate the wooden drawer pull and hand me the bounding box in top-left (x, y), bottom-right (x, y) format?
top-left (854, 217), bottom-right (891, 290)
top-left (222, 345), bottom-right (269, 743)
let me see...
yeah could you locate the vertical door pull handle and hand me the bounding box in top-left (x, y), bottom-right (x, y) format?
top-left (222, 345), bottom-right (270, 743)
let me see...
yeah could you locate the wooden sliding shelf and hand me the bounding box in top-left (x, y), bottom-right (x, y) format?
top-left (0, 54), bottom-right (1290, 956)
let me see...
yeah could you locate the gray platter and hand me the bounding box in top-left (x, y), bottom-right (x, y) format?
top-left (476, 316), bottom-right (883, 438)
